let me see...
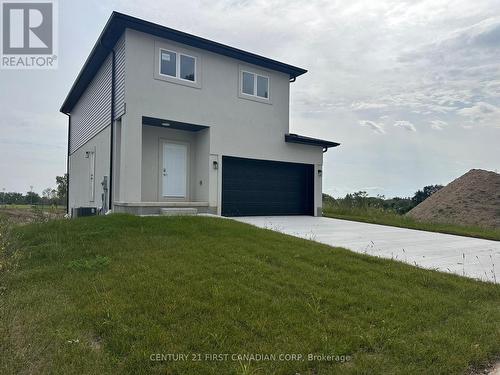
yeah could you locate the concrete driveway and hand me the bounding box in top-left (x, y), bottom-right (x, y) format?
top-left (234, 216), bottom-right (500, 283)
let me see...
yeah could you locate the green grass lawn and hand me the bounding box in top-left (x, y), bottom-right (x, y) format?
top-left (323, 207), bottom-right (500, 241)
top-left (1, 215), bottom-right (499, 374)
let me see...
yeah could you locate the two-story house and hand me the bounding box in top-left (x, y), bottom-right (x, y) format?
top-left (60, 12), bottom-right (339, 217)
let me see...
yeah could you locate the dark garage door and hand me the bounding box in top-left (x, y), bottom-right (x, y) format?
top-left (222, 156), bottom-right (314, 216)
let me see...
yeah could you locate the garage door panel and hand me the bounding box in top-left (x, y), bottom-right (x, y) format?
top-left (223, 202), bottom-right (301, 216)
top-left (224, 190), bottom-right (304, 203)
top-left (222, 156), bottom-right (314, 216)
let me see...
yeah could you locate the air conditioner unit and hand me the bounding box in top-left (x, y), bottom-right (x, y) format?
top-left (72, 207), bottom-right (97, 218)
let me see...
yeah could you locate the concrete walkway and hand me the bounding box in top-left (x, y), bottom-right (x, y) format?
top-left (234, 216), bottom-right (500, 283)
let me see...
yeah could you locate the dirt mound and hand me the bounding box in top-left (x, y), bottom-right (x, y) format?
top-left (407, 169), bottom-right (500, 229)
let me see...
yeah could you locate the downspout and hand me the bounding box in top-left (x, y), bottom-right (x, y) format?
top-left (100, 39), bottom-right (115, 212)
top-left (65, 113), bottom-right (71, 215)
top-left (109, 48), bottom-right (115, 212)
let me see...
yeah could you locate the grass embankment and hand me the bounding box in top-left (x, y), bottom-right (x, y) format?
top-left (1, 215), bottom-right (499, 374)
top-left (323, 205), bottom-right (500, 241)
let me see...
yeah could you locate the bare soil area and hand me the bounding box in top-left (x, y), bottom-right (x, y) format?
top-left (0, 206), bottom-right (65, 224)
top-left (407, 169), bottom-right (500, 229)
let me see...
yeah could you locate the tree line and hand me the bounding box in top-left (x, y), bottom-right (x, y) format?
top-left (1, 175), bottom-right (67, 207)
top-left (323, 184), bottom-right (444, 215)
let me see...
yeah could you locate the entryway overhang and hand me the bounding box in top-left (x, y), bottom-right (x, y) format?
top-left (142, 116), bottom-right (209, 132)
top-left (285, 133), bottom-right (340, 153)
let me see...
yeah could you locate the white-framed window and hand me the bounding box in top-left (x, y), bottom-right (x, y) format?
top-left (241, 70), bottom-right (269, 99)
top-left (159, 48), bottom-right (196, 82)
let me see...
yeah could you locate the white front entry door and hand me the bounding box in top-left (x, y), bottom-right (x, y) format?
top-left (162, 142), bottom-right (187, 198)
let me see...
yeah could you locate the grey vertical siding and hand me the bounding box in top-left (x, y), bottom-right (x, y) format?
top-left (70, 34), bottom-right (126, 154)
top-left (70, 54), bottom-right (112, 154)
top-left (114, 34), bottom-right (126, 118)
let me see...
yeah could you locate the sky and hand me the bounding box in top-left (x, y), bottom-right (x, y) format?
top-left (0, 0), bottom-right (499, 197)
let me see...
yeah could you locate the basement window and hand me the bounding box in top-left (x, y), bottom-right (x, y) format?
top-left (160, 49), bottom-right (196, 82)
top-left (241, 70), bottom-right (269, 99)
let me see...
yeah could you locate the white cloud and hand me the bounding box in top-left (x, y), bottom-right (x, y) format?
top-left (359, 120), bottom-right (385, 134)
top-left (457, 102), bottom-right (500, 124)
top-left (430, 120), bottom-right (448, 130)
top-left (351, 101), bottom-right (388, 110)
top-left (394, 120), bottom-right (416, 132)
top-left (399, 16), bottom-right (500, 66)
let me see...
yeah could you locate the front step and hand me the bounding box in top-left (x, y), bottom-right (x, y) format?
top-left (160, 207), bottom-right (198, 216)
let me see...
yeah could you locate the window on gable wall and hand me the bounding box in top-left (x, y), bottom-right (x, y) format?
top-left (160, 49), bottom-right (196, 82)
top-left (180, 54), bottom-right (195, 81)
top-left (256, 75), bottom-right (269, 98)
top-left (241, 71), bottom-right (269, 99)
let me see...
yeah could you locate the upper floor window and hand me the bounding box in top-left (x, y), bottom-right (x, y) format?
top-left (160, 49), bottom-right (196, 82)
top-left (241, 70), bottom-right (269, 99)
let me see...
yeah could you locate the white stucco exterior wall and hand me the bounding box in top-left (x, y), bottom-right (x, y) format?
top-left (122, 29), bottom-right (324, 215)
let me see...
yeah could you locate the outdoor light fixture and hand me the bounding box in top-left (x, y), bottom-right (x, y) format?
top-left (213, 161), bottom-right (219, 170)
top-left (161, 122), bottom-right (170, 127)
top-left (318, 169), bottom-right (322, 177)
